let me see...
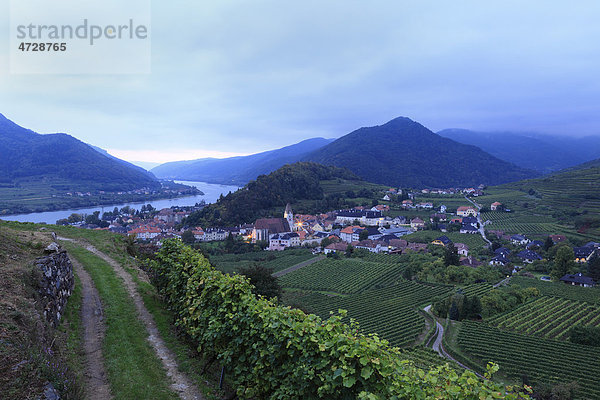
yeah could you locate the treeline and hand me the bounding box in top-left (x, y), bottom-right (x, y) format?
top-left (184, 162), bottom-right (358, 227)
top-left (148, 239), bottom-right (530, 399)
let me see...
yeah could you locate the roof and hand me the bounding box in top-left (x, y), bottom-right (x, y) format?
top-left (491, 254), bottom-right (509, 264)
top-left (517, 250), bottom-right (542, 260)
top-left (495, 247), bottom-right (511, 255)
top-left (560, 273), bottom-right (595, 285)
top-left (411, 218), bottom-right (424, 224)
top-left (511, 234), bottom-right (527, 241)
top-left (574, 247), bottom-right (595, 257)
top-left (460, 225), bottom-right (478, 232)
top-left (457, 206), bottom-right (476, 211)
top-left (325, 242), bottom-right (348, 251)
top-left (491, 202), bottom-right (502, 206)
top-left (435, 236), bottom-right (452, 245)
top-left (254, 218), bottom-right (291, 234)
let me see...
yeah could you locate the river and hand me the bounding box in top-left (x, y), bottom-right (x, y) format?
top-left (0, 181), bottom-right (240, 224)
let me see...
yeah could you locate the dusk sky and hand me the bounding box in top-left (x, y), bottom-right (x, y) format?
top-left (1, 1), bottom-right (600, 164)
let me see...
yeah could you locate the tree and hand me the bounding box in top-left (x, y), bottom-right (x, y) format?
top-left (449, 301), bottom-right (460, 320)
top-left (359, 229), bottom-right (369, 241)
top-left (443, 244), bottom-right (460, 267)
top-left (543, 236), bottom-right (554, 251)
top-left (569, 325), bottom-right (600, 347)
top-left (181, 230), bottom-right (195, 244)
top-left (345, 244), bottom-right (354, 257)
top-left (587, 254), bottom-right (600, 282)
top-left (238, 264), bottom-right (282, 300)
top-left (551, 247), bottom-right (576, 281)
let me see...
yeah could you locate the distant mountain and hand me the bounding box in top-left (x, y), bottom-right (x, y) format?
top-left (151, 138), bottom-right (335, 185)
top-left (89, 145), bottom-right (158, 178)
top-left (0, 113), bottom-right (159, 191)
top-left (438, 129), bottom-right (600, 173)
top-left (303, 117), bottom-right (537, 188)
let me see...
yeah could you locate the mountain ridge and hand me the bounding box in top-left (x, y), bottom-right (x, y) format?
top-left (151, 137), bottom-right (335, 184)
top-left (303, 117), bottom-right (537, 188)
top-left (0, 113), bottom-right (160, 190)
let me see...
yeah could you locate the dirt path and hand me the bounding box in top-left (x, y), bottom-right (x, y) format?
top-left (59, 237), bottom-right (204, 400)
top-left (272, 255), bottom-right (325, 278)
top-left (72, 258), bottom-right (112, 400)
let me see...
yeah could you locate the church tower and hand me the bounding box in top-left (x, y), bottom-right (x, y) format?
top-left (284, 203), bottom-right (294, 231)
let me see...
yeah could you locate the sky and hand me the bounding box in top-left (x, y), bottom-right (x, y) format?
top-left (1, 1), bottom-right (600, 164)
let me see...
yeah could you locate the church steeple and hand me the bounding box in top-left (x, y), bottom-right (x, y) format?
top-left (284, 203), bottom-right (294, 231)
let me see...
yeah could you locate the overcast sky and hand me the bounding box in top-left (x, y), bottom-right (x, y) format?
top-left (1, 1), bottom-right (600, 163)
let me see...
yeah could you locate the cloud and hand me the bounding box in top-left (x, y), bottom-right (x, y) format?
top-left (1, 0), bottom-right (600, 165)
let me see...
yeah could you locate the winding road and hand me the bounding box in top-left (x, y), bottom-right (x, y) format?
top-left (423, 305), bottom-right (481, 376)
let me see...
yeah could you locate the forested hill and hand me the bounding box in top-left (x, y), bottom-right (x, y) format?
top-left (0, 113), bottom-right (159, 191)
top-left (184, 162), bottom-right (359, 227)
top-left (304, 117), bottom-right (537, 188)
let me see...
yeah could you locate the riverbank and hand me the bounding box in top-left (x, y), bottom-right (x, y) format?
top-left (0, 181), bottom-right (239, 224)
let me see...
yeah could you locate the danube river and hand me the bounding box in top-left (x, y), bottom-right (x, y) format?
top-left (0, 181), bottom-right (240, 224)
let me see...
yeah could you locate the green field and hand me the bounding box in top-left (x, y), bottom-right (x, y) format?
top-left (284, 281), bottom-right (453, 347)
top-left (406, 230), bottom-right (487, 248)
top-left (279, 255), bottom-right (407, 294)
top-left (486, 296), bottom-right (600, 341)
top-left (210, 248), bottom-right (316, 274)
top-left (456, 321), bottom-right (600, 398)
top-left (510, 276), bottom-right (600, 304)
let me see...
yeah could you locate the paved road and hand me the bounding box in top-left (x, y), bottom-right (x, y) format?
top-left (423, 305), bottom-right (481, 376)
top-left (272, 255), bottom-right (325, 278)
top-left (464, 196), bottom-right (492, 247)
top-left (493, 276), bottom-right (512, 288)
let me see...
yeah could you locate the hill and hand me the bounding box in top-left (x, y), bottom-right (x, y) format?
top-left (304, 117), bottom-right (536, 188)
top-left (151, 137), bottom-right (334, 185)
top-left (0, 113), bottom-right (159, 191)
top-left (438, 129), bottom-right (600, 173)
top-left (184, 162), bottom-right (381, 227)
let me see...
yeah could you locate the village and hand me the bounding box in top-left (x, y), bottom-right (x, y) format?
top-left (63, 185), bottom-right (598, 288)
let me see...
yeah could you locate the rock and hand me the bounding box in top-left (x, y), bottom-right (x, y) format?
top-left (44, 242), bottom-right (60, 253)
top-left (41, 382), bottom-right (60, 400)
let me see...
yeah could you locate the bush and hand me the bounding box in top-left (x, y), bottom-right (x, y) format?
top-left (150, 239), bottom-right (530, 399)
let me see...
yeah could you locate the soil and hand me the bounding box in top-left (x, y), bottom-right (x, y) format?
top-left (59, 237), bottom-right (204, 400)
top-left (71, 258), bottom-right (112, 400)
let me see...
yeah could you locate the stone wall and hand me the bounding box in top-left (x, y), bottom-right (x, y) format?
top-left (35, 248), bottom-right (74, 327)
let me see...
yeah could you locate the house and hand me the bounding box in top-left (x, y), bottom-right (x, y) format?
top-left (432, 235), bottom-right (452, 246)
top-left (516, 250), bottom-right (542, 264)
top-left (573, 247), bottom-right (596, 263)
top-left (560, 273), bottom-right (595, 287)
top-left (382, 194), bottom-right (391, 201)
top-left (495, 247), bottom-right (511, 257)
top-left (462, 216), bottom-right (478, 226)
top-left (526, 240), bottom-right (544, 250)
top-left (203, 229), bottom-right (228, 242)
top-left (340, 226), bottom-right (365, 243)
top-left (460, 256), bottom-right (482, 268)
top-left (460, 224), bottom-right (478, 234)
top-left (252, 218), bottom-right (290, 242)
top-left (511, 234), bottom-right (530, 246)
top-left (324, 242), bottom-right (348, 254)
top-left (392, 216), bottom-right (407, 226)
top-left (365, 227), bottom-right (383, 240)
top-left (379, 226), bottom-right (412, 237)
top-left (354, 240), bottom-right (388, 254)
top-left (456, 206), bottom-right (478, 217)
top-left (417, 202), bottom-right (434, 209)
top-left (402, 200), bottom-right (414, 209)
top-left (362, 210), bottom-right (385, 227)
top-left (430, 213), bottom-right (448, 222)
top-left (455, 243), bottom-right (469, 256)
top-left (439, 205), bottom-right (447, 213)
top-left (410, 218), bottom-right (425, 230)
top-left (490, 202), bottom-right (503, 211)
top-left (129, 225), bottom-right (161, 240)
top-left (489, 254), bottom-right (510, 266)
top-left (268, 232), bottom-right (300, 251)
top-left (192, 228), bottom-right (205, 241)
top-left (371, 204), bottom-right (390, 212)
top-left (335, 209), bottom-right (364, 225)
top-left (549, 235), bottom-right (567, 244)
